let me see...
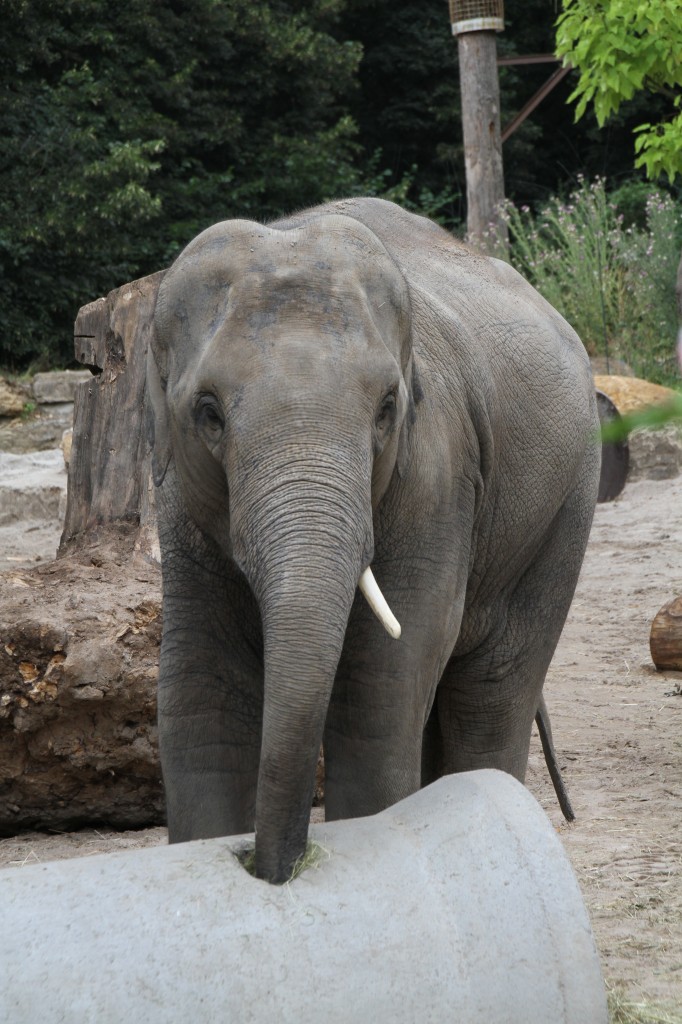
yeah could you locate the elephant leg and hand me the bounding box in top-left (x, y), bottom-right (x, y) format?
top-left (324, 480), bottom-right (477, 820)
top-left (435, 485), bottom-right (594, 781)
top-left (324, 653), bottom-right (431, 821)
top-left (421, 700), bottom-right (442, 788)
top-left (324, 560), bottom-right (472, 817)
top-left (157, 522), bottom-right (263, 842)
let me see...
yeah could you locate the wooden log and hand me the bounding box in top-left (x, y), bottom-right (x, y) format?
top-left (595, 390), bottom-right (629, 503)
top-left (650, 596), bottom-right (682, 672)
top-left (60, 270), bottom-right (164, 556)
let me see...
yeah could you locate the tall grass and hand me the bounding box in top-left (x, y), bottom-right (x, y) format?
top-left (499, 178), bottom-right (681, 385)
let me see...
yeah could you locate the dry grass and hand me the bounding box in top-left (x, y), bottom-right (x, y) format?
top-left (608, 987), bottom-right (682, 1024)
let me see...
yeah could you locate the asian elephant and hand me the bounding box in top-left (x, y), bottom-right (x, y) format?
top-left (149, 197), bottom-right (600, 884)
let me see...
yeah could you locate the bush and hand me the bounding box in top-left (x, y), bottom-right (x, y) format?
top-left (501, 177), bottom-right (682, 385)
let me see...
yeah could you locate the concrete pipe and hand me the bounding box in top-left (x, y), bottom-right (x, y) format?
top-left (0, 770), bottom-right (606, 1023)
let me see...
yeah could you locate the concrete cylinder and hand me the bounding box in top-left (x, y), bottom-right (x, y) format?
top-left (0, 770), bottom-right (606, 1023)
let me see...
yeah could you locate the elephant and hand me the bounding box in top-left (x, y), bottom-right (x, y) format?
top-left (148, 197), bottom-right (600, 884)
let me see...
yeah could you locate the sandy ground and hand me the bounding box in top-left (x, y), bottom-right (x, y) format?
top-left (0, 518), bottom-right (63, 572)
top-left (527, 473), bottom-right (682, 1013)
top-left (1, 473), bottom-right (681, 1013)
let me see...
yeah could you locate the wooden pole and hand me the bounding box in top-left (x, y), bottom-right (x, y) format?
top-left (457, 30), bottom-right (508, 252)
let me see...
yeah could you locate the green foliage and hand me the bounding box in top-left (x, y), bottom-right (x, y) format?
top-left (609, 187), bottom-right (682, 377)
top-left (502, 178), bottom-right (626, 356)
top-left (633, 117), bottom-right (682, 181)
top-left (502, 177), bottom-right (682, 384)
top-left (555, 0), bottom-right (682, 181)
top-left (600, 394), bottom-right (682, 443)
top-left (0, 0), bottom-right (369, 368)
top-left (335, 0), bottom-right (465, 227)
top-left (3, 0), bottom-right (677, 371)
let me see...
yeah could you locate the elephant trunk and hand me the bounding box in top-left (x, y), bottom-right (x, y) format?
top-left (256, 590), bottom-right (354, 883)
top-left (230, 450), bottom-right (373, 883)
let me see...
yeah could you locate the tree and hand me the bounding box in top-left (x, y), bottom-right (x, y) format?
top-left (336, 0), bottom-right (466, 226)
top-left (0, 0), bottom-right (366, 369)
top-left (4, 0), bottom-right (676, 372)
top-left (555, 0), bottom-right (682, 181)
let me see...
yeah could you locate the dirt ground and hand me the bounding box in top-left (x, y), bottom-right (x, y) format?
top-left (1, 473), bottom-right (681, 1015)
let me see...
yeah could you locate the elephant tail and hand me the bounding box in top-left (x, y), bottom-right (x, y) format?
top-left (535, 695), bottom-right (575, 822)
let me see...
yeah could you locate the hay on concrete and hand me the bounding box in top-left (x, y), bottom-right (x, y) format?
top-left (236, 840), bottom-right (327, 882)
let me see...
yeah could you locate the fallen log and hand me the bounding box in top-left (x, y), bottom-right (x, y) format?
top-left (650, 596), bottom-right (682, 672)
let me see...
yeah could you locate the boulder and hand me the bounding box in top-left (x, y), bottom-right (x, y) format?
top-left (31, 370), bottom-right (92, 405)
top-left (0, 404), bottom-right (76, 454)
top-left (628, 424), bottom-right (682, 481)
top-left (0, 450), bottom-right (66, 526)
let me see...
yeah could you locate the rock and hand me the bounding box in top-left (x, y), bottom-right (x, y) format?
top-left (593, 374), bottom-right (679, 414)
top-left (32, 370), bottom-right (92, 405)
top-left (0, 450), bottom-right (67, 526)
top-left (628, 424), bottom-right (682, 481)
top-left (0, 378), bottom-right (30, 419)
top-left (0, 540), bottom-right (164, 833)
top-left (0, 403), bottom-right (76, 454)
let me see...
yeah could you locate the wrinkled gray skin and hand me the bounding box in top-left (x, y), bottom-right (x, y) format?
top-left (149, 198), bottom-right (600, 884)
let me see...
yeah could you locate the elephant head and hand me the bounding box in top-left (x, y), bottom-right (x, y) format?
top-left (149, 215), bottom-right (411, 881)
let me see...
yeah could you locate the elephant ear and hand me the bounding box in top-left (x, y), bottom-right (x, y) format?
top-left (146, 344), bottom-right (172, 487)
top-left (396, 357), bottom-right (422, 478)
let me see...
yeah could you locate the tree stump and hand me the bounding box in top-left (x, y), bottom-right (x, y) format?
top-left (650, 596), bottom-right (682, 672)
top-left (0, 272), bottom-right (166, 834)
top-left (62, 271), bottom-right (165, 562)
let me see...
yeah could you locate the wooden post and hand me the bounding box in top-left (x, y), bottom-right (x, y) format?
top-left (457, 30), bottom-right (508, 251)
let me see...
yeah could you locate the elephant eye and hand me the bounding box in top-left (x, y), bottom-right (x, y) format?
top-left (376, 391), bottom-right (397, 435)
top-left (195, 395), bottom-right (225, 437)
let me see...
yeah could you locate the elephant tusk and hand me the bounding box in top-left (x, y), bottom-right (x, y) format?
top-left (358, 567), bottom-right (401, 640)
